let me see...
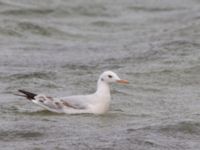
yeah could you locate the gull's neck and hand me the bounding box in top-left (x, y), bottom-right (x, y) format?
top-left (95, 78), bottom-right (110, 97)
top-left (92, 77), bottom-right (111, 114)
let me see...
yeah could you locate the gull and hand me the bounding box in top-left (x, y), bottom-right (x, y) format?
top-left (17, 71), bottom-right (128, 115)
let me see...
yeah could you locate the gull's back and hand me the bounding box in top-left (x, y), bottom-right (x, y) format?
top-left (60, 94), bottom-right (96, 112)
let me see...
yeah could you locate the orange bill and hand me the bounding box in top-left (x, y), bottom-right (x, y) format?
top-left (117, 79), bottom-right (129, 84)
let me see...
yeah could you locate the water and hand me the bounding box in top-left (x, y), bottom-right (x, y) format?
top-left (0, 0), bottom-right (200, 149)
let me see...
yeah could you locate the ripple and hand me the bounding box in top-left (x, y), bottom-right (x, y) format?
top-left (0, 130), bottom-right (43, 141)
top-left (1, 8), bottom-right (54, 16)
top-left (69, 4), bottom-right (109, 17)
top-left (91, 21), bottom-right (113, 27)
top-left (159, 121), bottom-right (200, 135)
top-left (162, 40), bottom-right (200, 51)
top-left (127, 121), bottom-right (200, 136)
top-left (19, 109), bottom-right (63, 116)
top-left (62, 63), bottom-right (99, 72)
top-left (0, 26), bottom-right (22, 37)
top-left (7, 71), bottom-right (56, 80)
top-left (17, 22), bottom-right (52, 36)
top-left (127, 6), bottom-right (178, 12)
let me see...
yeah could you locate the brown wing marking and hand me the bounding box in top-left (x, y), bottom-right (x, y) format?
top-left (54, 102), bottom-right (63, 109)
top-left (61, 100), bottom-right (86, 109)
top-left (60, 100), bottom-right (79, 109)
top-left (46, 96), bottom-right (54, 101)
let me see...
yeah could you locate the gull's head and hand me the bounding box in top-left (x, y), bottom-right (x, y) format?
top-left (99, 71), bottom-right (129, 84)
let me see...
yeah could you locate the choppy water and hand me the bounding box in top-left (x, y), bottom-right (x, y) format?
top-left (0, 0), bottom-right (200, 149)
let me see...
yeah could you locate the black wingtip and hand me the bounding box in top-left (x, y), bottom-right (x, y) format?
top-left (18, 89), bottom-right (37, 100)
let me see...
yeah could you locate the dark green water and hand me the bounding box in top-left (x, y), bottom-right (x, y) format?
top-left (0, 0), bottom-right (200, 149)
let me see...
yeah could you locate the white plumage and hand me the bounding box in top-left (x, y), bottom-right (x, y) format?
top-left (17, 71), bottom-right (128, 115)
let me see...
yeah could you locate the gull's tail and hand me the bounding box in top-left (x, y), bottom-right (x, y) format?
top-left (17, 89), bottom-right (37, 100)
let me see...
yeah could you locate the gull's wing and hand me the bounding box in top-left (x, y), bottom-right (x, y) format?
top-left (17, 90), bottom-right (91, 113)
top-left (60, 94), bottom-right (94, 109)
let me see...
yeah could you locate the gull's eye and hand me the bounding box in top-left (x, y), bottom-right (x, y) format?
top-left (108, 75), bottom-right (112, 78)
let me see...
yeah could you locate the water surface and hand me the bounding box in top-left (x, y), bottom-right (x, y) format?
top-left (0, 0), bottom-right (200, 149)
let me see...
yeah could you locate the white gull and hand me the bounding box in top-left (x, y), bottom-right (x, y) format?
top-left (17, 71), bottom-right (128, 115)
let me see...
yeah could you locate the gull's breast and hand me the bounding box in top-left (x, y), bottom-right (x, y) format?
top-left (89, 96), bottom-right (111, 114)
